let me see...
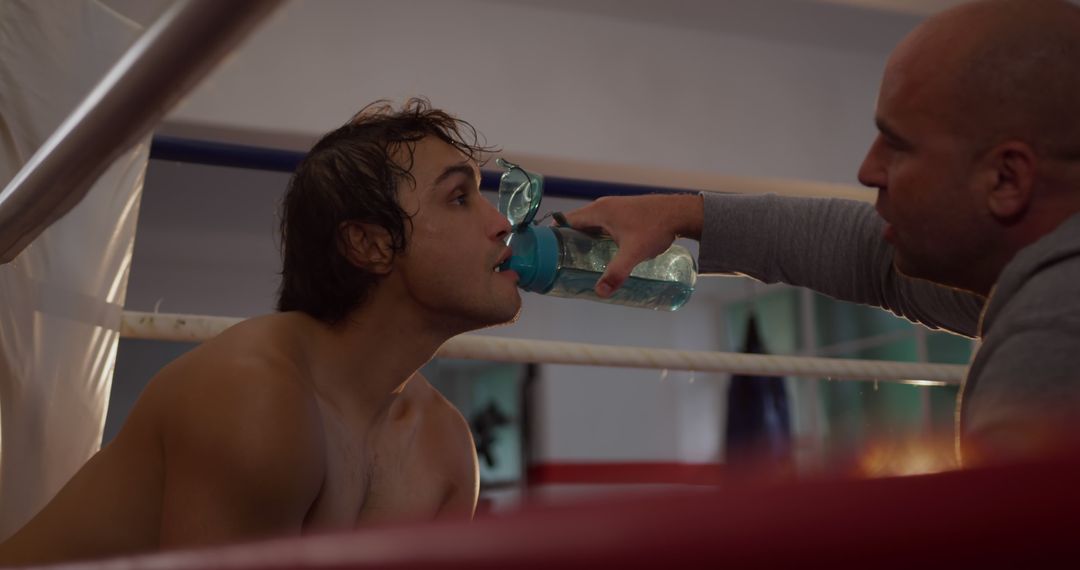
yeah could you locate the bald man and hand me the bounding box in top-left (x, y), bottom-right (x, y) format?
top-left (565, 0), bottom-right (1080, 464)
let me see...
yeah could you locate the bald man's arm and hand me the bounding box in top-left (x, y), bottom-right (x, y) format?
top-left (699, 193), bottom-right (985, 337)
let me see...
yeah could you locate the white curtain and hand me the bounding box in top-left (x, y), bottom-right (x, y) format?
top-left (0, 0), bottom-right (151, 539)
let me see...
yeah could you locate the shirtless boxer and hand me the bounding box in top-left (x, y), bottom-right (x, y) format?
top-left (0, 99), bottom-right (520, 565)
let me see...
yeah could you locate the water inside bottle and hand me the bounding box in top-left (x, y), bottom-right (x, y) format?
top-left (547, 268), bottom-right (694, 311)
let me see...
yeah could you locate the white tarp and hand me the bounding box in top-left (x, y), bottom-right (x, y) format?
top-left (0, 0), bottom-right (152, 538)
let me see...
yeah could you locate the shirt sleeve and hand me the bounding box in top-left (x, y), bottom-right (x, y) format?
top-left (697, 192), bottom-right (984, 337)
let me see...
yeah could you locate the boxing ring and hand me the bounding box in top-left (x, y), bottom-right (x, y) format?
top-left (46, 450), bottom-right (1080, 569)
top-left (4, 1), bottom-right (1078, 568)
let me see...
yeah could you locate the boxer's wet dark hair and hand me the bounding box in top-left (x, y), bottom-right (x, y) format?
top-left (277, 98), bottom-right (493, 323)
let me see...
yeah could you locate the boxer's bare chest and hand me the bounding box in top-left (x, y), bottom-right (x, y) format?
top-left (302, 388), bottom-right (454, 529)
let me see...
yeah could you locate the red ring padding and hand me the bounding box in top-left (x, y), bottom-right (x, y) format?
top-left (52, 450), bottom-right (1080, 569)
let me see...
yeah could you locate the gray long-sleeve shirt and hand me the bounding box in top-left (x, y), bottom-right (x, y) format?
top-left (698, 193), bottom-right (1080, 459)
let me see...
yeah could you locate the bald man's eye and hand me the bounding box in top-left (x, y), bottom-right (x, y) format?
top-left (883, 134), bottom-right (910, 152)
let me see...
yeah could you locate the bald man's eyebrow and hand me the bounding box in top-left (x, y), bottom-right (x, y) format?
top-left (875, 118), bottom-right (912, 149)
top-left (432, 163), bottom-right (478, 190)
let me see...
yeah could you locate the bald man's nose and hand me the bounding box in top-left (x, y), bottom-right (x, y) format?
top-left (858, 137), bottom-right (887, 190)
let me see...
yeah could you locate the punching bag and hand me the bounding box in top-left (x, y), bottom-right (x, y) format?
top-left (725, 315), bottom-right (792, 467)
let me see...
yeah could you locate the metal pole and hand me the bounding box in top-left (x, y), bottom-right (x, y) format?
top-left (0, 0), bottom-right (285, 263)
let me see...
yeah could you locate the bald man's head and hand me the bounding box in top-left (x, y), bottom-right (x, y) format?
top-left (860, 0), bottom-right (1080, 295)
top-left (894, 0), bottom-right (1080, 157)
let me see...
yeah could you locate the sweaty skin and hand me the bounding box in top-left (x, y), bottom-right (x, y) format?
top-left (0, 137), bottom-right (520, 565)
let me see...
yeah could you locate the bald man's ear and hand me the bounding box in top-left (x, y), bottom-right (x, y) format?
top-left (984, 141), bottom-right (1036, 223)
top-left (339, 222), bottom-right (394, 274)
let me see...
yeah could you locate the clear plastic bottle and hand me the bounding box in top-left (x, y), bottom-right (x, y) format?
top-left (494, 157), bottom-right (696, 311)
top-left (502, 225), bottom-right (697, 311)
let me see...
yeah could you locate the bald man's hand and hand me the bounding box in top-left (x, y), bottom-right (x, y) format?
top-left (562, 194), bottom-right (703, 297)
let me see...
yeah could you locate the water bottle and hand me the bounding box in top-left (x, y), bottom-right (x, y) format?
top-left (495, 158), bottom-right (697, 311)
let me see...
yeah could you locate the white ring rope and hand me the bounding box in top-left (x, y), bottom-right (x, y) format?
top-left (120, 311), bottom-right (967, 385)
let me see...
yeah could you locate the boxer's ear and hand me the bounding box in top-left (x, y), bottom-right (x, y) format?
top-left (339, 222), bottom-right (393, 274)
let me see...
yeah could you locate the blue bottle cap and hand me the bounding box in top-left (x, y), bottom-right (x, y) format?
top-left (499, 225), bottom-right (559, 293)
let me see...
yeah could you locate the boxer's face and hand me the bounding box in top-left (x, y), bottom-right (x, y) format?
top-left (389, 136), bottom-right (521, 333)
